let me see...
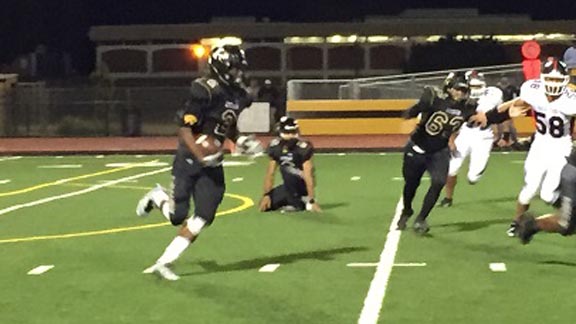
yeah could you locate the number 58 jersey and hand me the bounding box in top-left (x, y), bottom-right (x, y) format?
top-left (520, 79), bottom-right (576, 152)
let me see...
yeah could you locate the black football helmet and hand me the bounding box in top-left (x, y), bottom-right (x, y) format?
top-left (465, 69), bottom-right (486, 99)
top-left (208, 45), bottom-right (248, 87)
top-left (443, 71), bottom-right (469, 101)
top-left (443, 71), bottom-right (469, 92)
top-left (541, 57), bottom-right (569, 96)
top-left (277, 116), bottom-right (299, 135)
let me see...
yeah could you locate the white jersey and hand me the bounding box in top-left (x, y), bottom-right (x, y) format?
top-left (459, 86), bottom-right (503, 139)
top-left (520, 79), bottom-right (576, 150)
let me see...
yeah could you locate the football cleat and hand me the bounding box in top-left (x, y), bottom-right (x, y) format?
top-left (396, 208), bottom-right (414, 230)
top-left (516, 212), bottom-right (539, 244)
top-left (136, 184), bottom-right (164, 217)
top-left (506, 221), bottom-right (518, 237)
top-left (413, 219), bottom-right (430, 235)
top-left (439, 197), bottom-right (453, 207)
top-left (143, 263), bottom-right (180, 281)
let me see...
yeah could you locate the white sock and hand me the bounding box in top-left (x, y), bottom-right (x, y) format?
top-left (156, 236), bottom-right (190, 265)
top-left (152, 189), bottom-right (171, 221)
top-left (160, 203), bottom-right (171, 221)
top-left (151, 189), bottom-right (169, 207)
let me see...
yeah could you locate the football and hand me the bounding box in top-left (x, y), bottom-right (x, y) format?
top-left (194, 134), bottom-right (223, 156)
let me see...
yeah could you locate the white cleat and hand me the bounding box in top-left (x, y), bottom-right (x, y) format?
top-left (136, 184), bottom-right (164, 217)
top-left (142, 264), bottom-right (157, 274)
top-left (142, 263), bottom-right (180, 281)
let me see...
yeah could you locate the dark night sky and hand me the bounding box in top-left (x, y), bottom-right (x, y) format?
top-left (1, 0), bottom-right (575, 74)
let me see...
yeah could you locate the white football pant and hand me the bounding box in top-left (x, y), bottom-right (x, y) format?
top-left (518, 140), bottom-right (571, 205)
top-left (449, 134), bottom-right (493, 183)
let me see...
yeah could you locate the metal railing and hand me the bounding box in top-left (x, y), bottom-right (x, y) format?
top-left (287, 63), bottom-right (524, 100)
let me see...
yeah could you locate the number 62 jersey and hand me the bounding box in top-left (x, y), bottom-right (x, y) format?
top-left (520, 79), bottom-right (576, 154)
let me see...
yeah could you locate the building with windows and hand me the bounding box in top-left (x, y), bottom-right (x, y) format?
top-left (89, 8), bottom-right (574, 85)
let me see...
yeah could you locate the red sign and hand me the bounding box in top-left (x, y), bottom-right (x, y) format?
top-left (521, 41), bottom-right (541, 60)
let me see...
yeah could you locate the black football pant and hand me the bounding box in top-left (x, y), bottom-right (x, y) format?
top-left (267, 173), bottom-right (307, 211)
top-left (170, 159), bottom-right (225, 226)
top-left (402, 142), bottom-right (450, 221)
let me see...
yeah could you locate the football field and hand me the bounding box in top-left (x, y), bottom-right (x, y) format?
top-left (0, 153), bottom-right (574, 324)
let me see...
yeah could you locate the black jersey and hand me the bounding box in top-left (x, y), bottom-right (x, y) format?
top-left (267, 137), bottom-right (314, 181)
top-left (175, 77), bottom-right (250, 160)
top-left (406, 86), bottom-right (477, 153)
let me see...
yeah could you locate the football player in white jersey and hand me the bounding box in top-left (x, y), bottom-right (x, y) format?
top-left (507, 57), bottom-right (576, 236)
top-left (440, 70), bottom-right (504, 207)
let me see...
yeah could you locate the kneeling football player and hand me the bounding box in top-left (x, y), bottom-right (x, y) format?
top-left (259, 116), bottom-right (321, 213)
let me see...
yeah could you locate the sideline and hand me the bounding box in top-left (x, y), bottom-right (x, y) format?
top-left (358, 197), bottom-right (404, 324)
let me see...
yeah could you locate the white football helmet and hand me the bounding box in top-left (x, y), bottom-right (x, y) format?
top-left (466, 70), bottom-right (486, 99)
top-left (540, 57), bottom-right (569, 96)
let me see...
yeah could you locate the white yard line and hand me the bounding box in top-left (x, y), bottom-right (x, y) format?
top-left (0, 156), bottom-right (22, 162)
top-left (27, 265), bottom-right (55, 275)
top-left (348, 262), bottom-right (426, 268)
top-left (259, 264), bottom-right (281, 272)
top-left (358, 197), bottom-right (404, 324)
top-left (348, 262), bottom-right (379, 267)
top-left (38, 165), bottom-right (83, 169)
top-left (0, 167), bottom-right (171, 217)
top-left (393, 263), bottom-right (426, 267)
top-left (489, 263), bottom-right (507, 272)
top-left (106, 162), bottom-right (169, 168)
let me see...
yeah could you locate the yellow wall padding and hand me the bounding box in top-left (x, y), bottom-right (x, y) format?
top-left (287, 100), bottom-right (537, 135)
top-left (287, 99), bottom-right (417, 112)
top-left (298, 118), bottom-right (419, 135)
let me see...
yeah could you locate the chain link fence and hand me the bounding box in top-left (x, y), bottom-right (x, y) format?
top-left (1, 85), bottom-right (189, 137)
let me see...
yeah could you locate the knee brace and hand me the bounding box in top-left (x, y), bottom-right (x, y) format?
top-left (186, 216), bottom-right (207, 235)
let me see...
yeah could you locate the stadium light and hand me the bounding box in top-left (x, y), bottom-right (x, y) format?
top-left (190, 44), bottom-right (208, 59)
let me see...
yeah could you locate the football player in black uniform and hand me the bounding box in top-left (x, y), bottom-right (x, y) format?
top-left (135, 45), bottom-right (262, 280)
top-left (259, 116), bottom-right (321, 212)
top-left (516, 149), bottom-right (576, 244)
top-left (397, 71), bottom-right (532, 235)
top-left (397, 72), bottom-right (481, 234)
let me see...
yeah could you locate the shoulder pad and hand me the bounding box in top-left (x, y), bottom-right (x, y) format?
top-left (194, 77), bottom-right (225, 94)
top-left (269, 138), bottom-right (280, 147)
top-left (486, 86), bottom-right (503, 97)
top-left (190, 79), bottom-right (213, 101)
top-left (425, 86), bottom-right (445, 100)
top-left (297, 140), bottom-right (309, 149)
top-left (565, 88), bottom-right (576, 101)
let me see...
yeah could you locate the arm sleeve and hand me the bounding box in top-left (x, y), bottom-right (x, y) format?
top-left (403, 87), bottom-right (435, 119)
top-left (485, 107), bottom-right (511, 124)
top-left (175, 81), bottom-right (211, 127)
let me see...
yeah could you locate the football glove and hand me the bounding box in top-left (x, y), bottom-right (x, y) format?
top-left (236, 135), bottom-right (264, 156)
top-left (202, 151), bottom-right (224, 167)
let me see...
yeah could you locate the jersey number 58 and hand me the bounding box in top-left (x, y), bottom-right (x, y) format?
top-left (534, 111), bottom-right (566, 138)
